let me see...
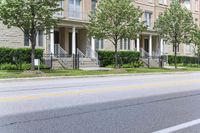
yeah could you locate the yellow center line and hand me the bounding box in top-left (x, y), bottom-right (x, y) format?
top-left (0, 79), bottom-right (200, 102)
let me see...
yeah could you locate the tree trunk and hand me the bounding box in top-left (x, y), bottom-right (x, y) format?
top-left (114, 44), bottom-right (118, 68)
top-left (30, 33), bottom-right (36, 71)
top-left (174, 43), bottom-right (177, 69)
top-left (114, 39), bottom-right (119, 68)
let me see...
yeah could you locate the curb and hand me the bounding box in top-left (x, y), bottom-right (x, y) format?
top-left (0, 71), bottom-right (196, 82)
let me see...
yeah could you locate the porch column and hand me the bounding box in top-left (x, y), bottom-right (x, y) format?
top-left (91, 37), bottom-right (95, 58)
top-left (50, 29), bottom-right (54, 54)
top-left (137, 34), bottom-right (140, 52)
top-left (72, 27), bottom-right (76, 54)
top-left (160, 38), bottom-right (164, 56)
top-left (149, 35), bottom-right (152, 57)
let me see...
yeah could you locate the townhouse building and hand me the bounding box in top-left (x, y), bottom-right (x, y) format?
top-left (0, 0), bottom-right (199, 68)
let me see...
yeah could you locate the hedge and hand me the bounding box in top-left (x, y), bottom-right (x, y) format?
top-left (0, 47), bottom-right (43, 64)
top-left (167, 55), bottom-right (199, 65)
top-left (97, 51), bottom-right (140, 67)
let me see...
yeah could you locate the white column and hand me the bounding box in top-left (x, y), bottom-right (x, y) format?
top-left (91, 37), bottom-right (95, 58)
top-left (72, 27), bottom-right (76, 54)
top-left (44, 30), bottom-right (47, 54)
top-left (50, 29), bottom-right (54, 54)
top-left (137, 34), bottom-right (140, 52)
top-left (160, 38), bottom-right (164, 56)
top-left (149, 35), bottom-right (152, 57)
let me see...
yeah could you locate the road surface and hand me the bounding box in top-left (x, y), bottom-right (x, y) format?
top-left (0, 72), bottom-right (200, 133)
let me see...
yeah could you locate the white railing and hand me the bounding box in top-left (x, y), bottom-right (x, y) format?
top-left (86, 47), bottom-right (99, 65)
top-left (68, 11), bottom-right (90, 21)
top-left (140, 48), bottom-right (149, 58)
top-left (54, 44), bottom-right (68, 65)
top-left (77, 48), bottom-right (85, 65)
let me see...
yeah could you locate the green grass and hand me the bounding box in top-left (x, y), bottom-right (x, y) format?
top-left (0, 67), bottom-right (200, 79)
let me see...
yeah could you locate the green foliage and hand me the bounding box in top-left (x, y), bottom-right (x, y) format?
top-left (0, 48), bottom-right (43, 64)
top-left (167, 55), bottom-right (198, 65)
top-left (122, 61), bottom-right (144, 68)
top-left (155, 0), bottom-right (195, 68)
top-left (0, 63), bottom-right (48, 70)
top-left (0, 0), bottom-right (63, 70)
top-left (87, 0), bottom-right (146, 67)
top-left (98, 51), bottom-right (141, 67)
top-left (0, 63), bottom-right (17, 70)
top-left (191, 25), bottom-right (200, 56)
top-left (0, 0), bottom-right (63, 32)
top-left (88, 0), bottom-right (146, 41)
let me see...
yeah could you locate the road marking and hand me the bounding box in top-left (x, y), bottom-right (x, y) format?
top-left (0, 79), bottom-right (200, 102)
top-left (152, 119), bottom-right (200, 133)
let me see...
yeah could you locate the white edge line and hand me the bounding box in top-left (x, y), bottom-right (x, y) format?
top-left (152, 119), bottom-right (200, 133)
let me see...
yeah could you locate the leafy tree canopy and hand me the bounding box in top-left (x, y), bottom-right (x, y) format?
top-left (155, 0), bottom-right (195, 68)
top-left (155, 0), bottom-right (194, 45)
top-left (87, 0), bottom-right (146, 67)
top-left (0, 0), bottom-right (63, 70)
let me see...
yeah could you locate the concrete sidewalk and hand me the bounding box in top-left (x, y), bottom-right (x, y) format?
top-left (0, 71), bottom-right (197, 82)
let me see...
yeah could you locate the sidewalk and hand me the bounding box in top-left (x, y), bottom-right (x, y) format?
top-left (0, 71), bottom-right (197, 82)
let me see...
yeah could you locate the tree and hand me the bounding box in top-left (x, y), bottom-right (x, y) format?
top-left (191, 25), bottom-right (200, 67)
top-left (154, 0), bottom-right (194, 69)
top-left (87, 0), bottom-right (146, 68)
top-left (0, 0), bottom-right (63, 70)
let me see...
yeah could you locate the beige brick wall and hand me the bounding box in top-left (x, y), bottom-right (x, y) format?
top-left (0, 22), bottom-right (24, 48)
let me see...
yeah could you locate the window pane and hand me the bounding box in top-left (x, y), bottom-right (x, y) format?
top-left (91, 0), bottom-right (97, 11)
top-left (38, 31), bottom-right (43, 47)
top-left (101, 39), bottom-right (104, 49)
top-left (95, 39), bottom-right (99, 50)
top-left (24, 30), bottom-right (29, 46)
top-left (128, 39), bottom-right (130, 50)
top-left (120, 39), bottom-right (123, 50)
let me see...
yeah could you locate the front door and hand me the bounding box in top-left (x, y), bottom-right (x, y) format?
top-left (54, 31), bottom-right (59, 44)
top-left (69, 32), bottom-right (78, 55)
top-left (144, 39), bottom-right (149, 52)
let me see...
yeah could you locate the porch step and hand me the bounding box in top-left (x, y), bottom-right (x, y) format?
top-left (52, 57), bottom-right (99, 69)
top-left (52, 59), bottom-right (64, 69)
top-left (140, 58), bottom-right (169, 68)
top-left (79, 58), bottom-right (99, 68)
top-left (140, 58), bottom-right (160, 68)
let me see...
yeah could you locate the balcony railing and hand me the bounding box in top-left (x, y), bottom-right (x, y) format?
top-left (67, 10), bottom-right (90, 22)
top-left (54, 9), bottom-right (92, 22)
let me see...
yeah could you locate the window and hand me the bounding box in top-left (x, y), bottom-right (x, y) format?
top-left (159, 0), bottom-right (167, 5)
top-left (184, 0), bottom-right (191, 10)
top-left (185, 44), bottom-right (192, 53)
top-left (55, 1), bottom-right (63, 16)
top-left (144, 12), bottom-right (152, 28)
top-left (120, 38), bottom-right (131, 50)
top-left (38, 31), bottom-right (43, 47)
top-left (173, 44), bottom-right (179, 52)
top-left (95, 39), bottom-right (104, 50)
top-left (195, 0), bottom-right (199, 11)
top-left (135, 40), bottom-right (137, 49)
top-left (91, 0), bottom-right (97, 12)
top-left (24, 30), bottom-right (29, 46)
top-left (68, 0), bottom-right (81, 18)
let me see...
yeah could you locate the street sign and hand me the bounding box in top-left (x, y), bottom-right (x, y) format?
top-left (34, 59), bottom-right (40, 66)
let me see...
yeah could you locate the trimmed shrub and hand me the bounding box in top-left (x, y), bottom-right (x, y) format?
top-left (0, 63), bottom-right (48, 70)
top-left (167, 55), bottom-right (199, 65)
top-left (97, 51), bottom-right (141, 67)
top-left (0, 48), bottom-right (43, 64)
top-left (0, 63), bottom-right (18, 70)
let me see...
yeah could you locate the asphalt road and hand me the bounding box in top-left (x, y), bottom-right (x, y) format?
top-left (1, 72), bottom-right (200, 133)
